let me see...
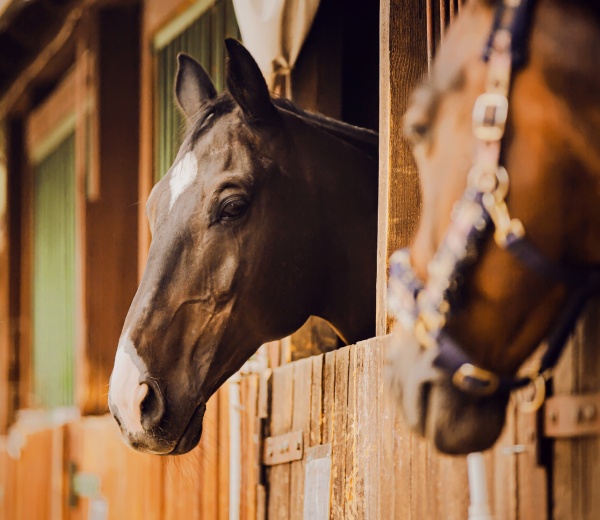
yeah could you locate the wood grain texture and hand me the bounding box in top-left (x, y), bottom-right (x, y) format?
top-left (330, 346), bottom-right (349, 520)
top-left (240, 375), bottom-right (259, 520)
top-left (290, 358), bottom-right (313, 519)
top-left (218, 384), bottom-right (230, 520)
top-left (310, 354), bottom-right (324, 448)
top-left (322, 351), bottom-right (336, 446)
top-left (376, 0), bottom-right (427, 335)
top-left (354, 339), bottom-right (381, 519)
top-left (199, 394), bottom-right (219, 520)
top-left (267, 362), bottom-right (294, 519)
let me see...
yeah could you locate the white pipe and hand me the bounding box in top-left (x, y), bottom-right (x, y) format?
top-left (467, 452), bottom-right (494, 520)
top-left (229, 373), bottom-right (242, 520)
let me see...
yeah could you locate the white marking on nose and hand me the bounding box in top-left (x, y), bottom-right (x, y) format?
top-left (109, 329), bottom-right (148, 435)
top-left (169, 152), bottom-right (198, 211)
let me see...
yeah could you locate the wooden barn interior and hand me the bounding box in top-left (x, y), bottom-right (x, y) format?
top-left (0, 0), bottom-right (599, 518)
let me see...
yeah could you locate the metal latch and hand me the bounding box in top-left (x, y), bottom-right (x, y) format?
top-left (69, 464), bottom-right (108, 520)
top-left (264, 430), bottom-right (303, 466)
top-left (544, 392), bottom-right (600, 438)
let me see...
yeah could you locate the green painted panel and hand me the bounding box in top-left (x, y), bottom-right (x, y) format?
top-left (154, 0), bottom-right (240, 182)
top-left (33, 133), bottom-right (76, 408)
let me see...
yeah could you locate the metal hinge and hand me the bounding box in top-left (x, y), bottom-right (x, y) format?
top-left (544, 392), bottom-right (600, 438)
top-left (263, 430), bottom-right (303, 466)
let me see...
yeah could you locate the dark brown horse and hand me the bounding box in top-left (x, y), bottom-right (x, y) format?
top-left (386, 0), bottom-right (600, 455)
top-left (108, 39), bottom-right (378, 454)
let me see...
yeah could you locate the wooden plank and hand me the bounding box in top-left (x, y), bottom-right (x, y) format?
top-left (321, 351), bottom-right (336, 446)
top-left (344, 345), bottom-right (357, 518)
top-left (515, 408), bottom-right (547, 520)
top-left (330, 346), bottom-right (349, 520)
top-left (354, 340), bottom-right (383, 518)
top-left (267, 362), bottom-right (294, 519)
top-left (199, 394), bottom-right (219, 519)
top-left (15, 428), bottom-right (54, 519)
top-left (310, 354), bottom-right (323, 448)
top-left (491, 402), bottom-right (517, 520)
top-left (218, 384), bottom-right (230, 520)
top-left (240, 376), bottom-right (259, 520)
top-left (378, 337), bottom-right (396, 520)
top-left (289, 358), bottom-right (313, 519)
top-left (376, 0), bottom-right (427, 335)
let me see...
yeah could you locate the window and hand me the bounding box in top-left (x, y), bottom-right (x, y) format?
top-left (154, 0), bottom-right (240, 182)
top-left (32, 133), bottom-right (76, 407)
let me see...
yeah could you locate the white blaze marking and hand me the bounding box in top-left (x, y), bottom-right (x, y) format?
top-left (169, 152), bottom-right (198, 211)
top-left (109, 329), bottom-right (148, 435)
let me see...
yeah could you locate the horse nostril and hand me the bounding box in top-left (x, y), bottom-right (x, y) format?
top-left (139, 381), bottom-right (166, 431)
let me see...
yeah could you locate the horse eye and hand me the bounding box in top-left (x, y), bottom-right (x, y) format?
top-left (218, 197), bottom-right (248, 222)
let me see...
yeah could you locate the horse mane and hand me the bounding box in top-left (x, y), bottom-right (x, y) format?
top-left (272, 98), bottom-right (379, 160)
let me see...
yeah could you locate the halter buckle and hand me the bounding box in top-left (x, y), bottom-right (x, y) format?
top-left (472, 93), bottom-right (509, 141)
top-left (452, 363), bottom-right (500, 396)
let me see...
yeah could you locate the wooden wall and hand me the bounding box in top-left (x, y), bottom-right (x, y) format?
top-left (0, 381), bottom-right (262, 520)
top-left (78, 4), bottom-right (140, 415)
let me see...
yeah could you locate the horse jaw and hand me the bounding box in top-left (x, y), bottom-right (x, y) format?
top-left (386, 326), bottom-right (509, 455)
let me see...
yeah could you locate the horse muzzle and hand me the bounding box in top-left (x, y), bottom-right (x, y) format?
top-left (385, 325), bottom-right (509, 455)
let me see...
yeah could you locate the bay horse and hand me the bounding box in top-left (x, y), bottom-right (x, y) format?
top-left (386, 0), bottom-right (600, 454)
top-left (108, 39), bottom-right (378, 454)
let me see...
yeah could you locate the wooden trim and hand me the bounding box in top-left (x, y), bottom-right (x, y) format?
top-left (138, 8), bottom-right (156, 276)
top-left (376, 0), bottom-right (391, 337)
top-left (153, 0), bottom-right (215, 51)
top-left (0, 121), bottom-right (9, 432)
top-left (0, 0), bottom-right (95, 119)
top-left (18, 120), bottom-right (33, 409)
top-left (27, 68), bottom-right (77, 164)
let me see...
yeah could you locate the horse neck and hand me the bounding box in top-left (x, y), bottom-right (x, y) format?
top-left (283, 111), bottom-right (378, 344)
top-left (533, 1), bottom-right (600, 264)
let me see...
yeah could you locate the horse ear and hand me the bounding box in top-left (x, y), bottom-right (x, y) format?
top-left (225, 39), bottom-right (278, 124)
top-left (175, 53), bottom-right (217, 118)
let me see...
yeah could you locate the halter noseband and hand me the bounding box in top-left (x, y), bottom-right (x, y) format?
top-left (388, 0), bottom-right (600, 409)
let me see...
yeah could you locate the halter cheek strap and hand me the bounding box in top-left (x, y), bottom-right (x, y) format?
top-left (387, 0), bottom-right (600, 407)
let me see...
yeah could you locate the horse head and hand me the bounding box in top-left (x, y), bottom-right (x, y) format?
top-left (108, 40), bottom-right (378, 454)
top-left (386, 0), bottom-right (600, 454)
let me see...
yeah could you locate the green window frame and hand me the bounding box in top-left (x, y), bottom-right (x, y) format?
top-left (154, 0), bottom-right (240, 183)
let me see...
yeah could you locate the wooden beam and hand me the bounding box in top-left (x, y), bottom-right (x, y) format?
top-left (27, 68), bottom-right (76, 164)
top-left (376, 0), bottom-right (427, 335)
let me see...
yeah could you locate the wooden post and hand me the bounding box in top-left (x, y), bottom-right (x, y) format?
top-left (0, 122), bottom-right (9, 433)
top-left (376, 0), bottom-right (427, 335)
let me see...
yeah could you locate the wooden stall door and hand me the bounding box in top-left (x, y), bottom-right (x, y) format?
top-left (264, 337), bottom-right (546, 519)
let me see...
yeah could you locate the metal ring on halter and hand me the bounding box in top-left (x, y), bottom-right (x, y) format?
top-left (452, 363), bottom-right (500, 396)
top-left (515, 373), bottom-right (546, 413)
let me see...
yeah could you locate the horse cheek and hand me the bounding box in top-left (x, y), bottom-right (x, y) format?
top-left (209, 249), bottom-right (238, 303)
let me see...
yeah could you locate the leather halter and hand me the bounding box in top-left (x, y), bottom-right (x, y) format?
top-left (387, 0), bottom-right (600, 408)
